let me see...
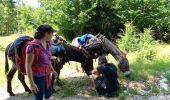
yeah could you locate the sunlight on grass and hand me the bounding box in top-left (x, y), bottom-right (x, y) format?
top-left (0, 52), bottom-right (6, 86)
top-left (0, 33), bottom-right (33, 47)
top-left (0, 51), bottom-right (19, 86)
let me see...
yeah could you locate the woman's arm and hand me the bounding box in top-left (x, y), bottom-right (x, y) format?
top-left (26, 53), bottom-right (34, 85)
top-left (26, 53), bottom-right (39, 93)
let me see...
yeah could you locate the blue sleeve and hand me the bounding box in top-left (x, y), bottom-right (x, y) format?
top-left (78, 33), bottom-right (89, 46)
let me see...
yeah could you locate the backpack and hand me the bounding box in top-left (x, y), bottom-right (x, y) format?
top-left (51, 43), bottom-right (65, 54)
top-left (14, 36), bottom-right (40, 75)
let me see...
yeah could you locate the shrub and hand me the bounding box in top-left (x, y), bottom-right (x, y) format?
top-left (118, 23), bottom-right (157, 61)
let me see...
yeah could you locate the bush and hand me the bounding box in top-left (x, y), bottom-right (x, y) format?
top-left (118, 23), bottom-right (157, 61)
top-left (113, 0), bottom-right (170, 42)
top-left (117, 23), bottom-right (139, 52)
top-left (136, 29), bottom-right (157, 61)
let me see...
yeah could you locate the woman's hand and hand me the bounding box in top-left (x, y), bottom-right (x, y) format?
top-left (57, 57), bottom-right (60, 63)
top-left (91, 69), bottom-right (98, 74)
top-left (52, 70), bottom-right (58, 79)
top-left (30, 83), bottom-right (39, 94)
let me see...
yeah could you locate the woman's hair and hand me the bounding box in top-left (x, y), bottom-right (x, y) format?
top-left (98, 55), bottom-right (107, 65)
top-left (34, 24), bottom-right (56, 39)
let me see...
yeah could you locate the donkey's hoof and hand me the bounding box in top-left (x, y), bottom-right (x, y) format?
top-left (26, 89), bottom-right (32, 94)
top-left (57, 82), bottom-right (62, 86)
top-left (9, 92), bottom-right (15, 96)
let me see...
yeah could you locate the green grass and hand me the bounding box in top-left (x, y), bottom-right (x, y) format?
top-left (53, 76), bottom-right (95, 97)
top-left (1, 34), bottom-right (170, 98)
top-left (0, 45), bottom-right (4, 51)
top-left (0, 51), bottom-right (6, 86)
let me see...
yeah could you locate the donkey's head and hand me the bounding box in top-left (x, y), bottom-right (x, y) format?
top-left (81, 58), bottom-right (93, 75)
top-left (118, 55), bottom-right (130, 76)
top-left (52, 35), bottom-right (67, 44)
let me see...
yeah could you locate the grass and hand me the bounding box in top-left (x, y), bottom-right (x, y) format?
top-left (0, 51), bottom-right (6, 86)
top-left (1, 34), bottom-right (170, 99)
top-left (54, 76), bottom-right (95, 97)
top-left (165, 72), bottom-right (170, 84)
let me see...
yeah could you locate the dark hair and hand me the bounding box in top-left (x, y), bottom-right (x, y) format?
top-left (98, 56), bottom-right (107, 65)
top-left (34, 24), bottom-right (56, 39)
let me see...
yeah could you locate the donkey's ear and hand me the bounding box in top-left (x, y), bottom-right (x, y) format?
top-left (55, 35), bottom-right (59, 39)
top-left (55, 34), bottom-right (57, 37)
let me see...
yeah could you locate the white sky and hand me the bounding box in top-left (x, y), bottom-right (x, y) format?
top-left (22, 0), bottom-right (39, 8)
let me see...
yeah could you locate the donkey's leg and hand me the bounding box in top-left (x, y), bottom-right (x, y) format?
top-left (51, 75), bottom-right (56, 93)
top-left (7, 64), bottom-right (17, 96)
top-left (18, 72), bottom-right (31, 93)
top-left (51, 65), bottom-right (62, 93)
top-left (52, 69), bottom-right (62, 93)
top-left (56, 70), bottom-right (62, 86)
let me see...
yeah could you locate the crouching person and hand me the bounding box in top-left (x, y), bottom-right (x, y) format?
top-left (90, 56), bottom-right (119, 97)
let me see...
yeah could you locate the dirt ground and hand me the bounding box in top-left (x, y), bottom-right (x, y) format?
top-left (1, 63), bottom-right (170, 100)
top-left (1, 78), bottom-right (170, 100)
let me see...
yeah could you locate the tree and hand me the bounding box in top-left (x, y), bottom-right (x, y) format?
top-left (0, 0), bottom-right (17, 35)
top-left (113, 0), bottom-right (170, 42)
top-left (39, 0), bottom-right (124, 40)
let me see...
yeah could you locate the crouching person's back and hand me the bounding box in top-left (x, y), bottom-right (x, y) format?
top-left (91, 56), bottom-right (119, 98)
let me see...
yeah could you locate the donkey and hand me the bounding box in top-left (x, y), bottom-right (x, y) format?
top-left (51, 43), bottom-right (93, 92)
top-left (5, 36), bottom-right (93, 96)
top-left (72, 33), bottom-right (130, 76)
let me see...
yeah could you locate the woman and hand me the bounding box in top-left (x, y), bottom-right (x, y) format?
top-left (26, 24), bottom-right (58, 100)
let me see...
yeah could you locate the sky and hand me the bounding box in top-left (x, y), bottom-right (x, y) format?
top-left (22, 0), bottom-right (39, 8)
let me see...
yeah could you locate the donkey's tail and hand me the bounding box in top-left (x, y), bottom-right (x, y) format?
top-left (5, 44), bottom-right (10, 74)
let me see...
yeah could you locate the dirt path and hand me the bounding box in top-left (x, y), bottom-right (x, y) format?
top-left (1, 82), bottom-right (170, 100)
top-left (0, 69), bottom-right (108, 100)
top-left (1, 64), bottom-right (170, 100)
top-left (0, 83), bottom-right (108, 100)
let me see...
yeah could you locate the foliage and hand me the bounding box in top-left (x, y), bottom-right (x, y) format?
top-left (113, 0), bottom-right (170, 42)
top-left (0, 0), bottom-right (17, 35)
top-left (136, 29), bottom-right (157, 61)
top-left (118, 23), bottom-right (157, 61)
top-left (1, 0), bottom-right (169, 42)
top-left (39, 0), bottom-right (124, 40)
top-left (117, 23), bottom-right (139, 52)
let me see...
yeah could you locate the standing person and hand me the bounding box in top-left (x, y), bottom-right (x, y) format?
top-left (26, 24), bottom-right (58, 100)
top-left (90, 56), bottom-right (119, 97)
